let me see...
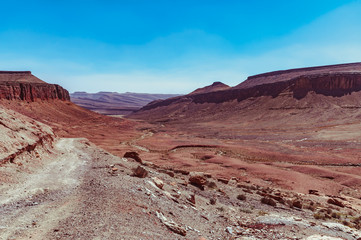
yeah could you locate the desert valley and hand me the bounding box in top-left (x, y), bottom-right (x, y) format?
top-left (0, 63), bottom-right (361, 240)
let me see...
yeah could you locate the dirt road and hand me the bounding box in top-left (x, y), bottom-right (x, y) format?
top-left (1, 138), bottom-right (361, 240)
top-left (0, 138), bottom-right (90, 239)
top-left (0, 137), bottom-right (194, 239)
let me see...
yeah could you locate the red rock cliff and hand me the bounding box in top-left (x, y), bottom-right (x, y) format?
top-left (137, 71), bottom-right (361, 112)
top-left (0, 71), bottom-right (70, 101)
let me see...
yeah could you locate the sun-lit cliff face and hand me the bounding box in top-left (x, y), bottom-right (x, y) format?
top-left (0, 71), bottom-right (69, 101)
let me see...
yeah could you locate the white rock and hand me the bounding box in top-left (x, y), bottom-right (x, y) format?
top-left (152, 177), bottom-right (164, 189)
top-left (226, 226), bottom-right (233, 234)
top-left (303, 235), bottom-right (344, 240)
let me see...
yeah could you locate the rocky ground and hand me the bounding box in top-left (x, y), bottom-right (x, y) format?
top-left (2, 64), bottom-right (361, 239)
top-left (1, 134), bottom-right (361, 239)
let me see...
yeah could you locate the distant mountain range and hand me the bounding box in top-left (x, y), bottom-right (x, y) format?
top-left (70, 91), bottom-right (180, 115)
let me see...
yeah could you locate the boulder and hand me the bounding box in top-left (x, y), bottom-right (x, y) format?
top-left (156, 211), bottom-right (187, 236)
top-left (217, 178), bottom-right (229, 184)
top-left (189, 172), bottom-right (207, 188)
top-left (261, 197), bottom-right (277, 207)
top-left (163, 221), bottom-right (187, 236)
top-left (133, 166), bottom-right (148, 178)
top-left (187, 193), bottom-right (196, 205)
top-left (152, 177), bottom-right (164, 189)
top-left (124, 151), bottom-right (142, 163)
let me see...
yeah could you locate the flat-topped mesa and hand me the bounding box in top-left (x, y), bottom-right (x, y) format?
top-left (0, 71), bottom-right (70, 101)
top-left (236, 62), bottom-right (361, 89)
top-left (0, 71), bottom-right (45, 83)
top-left (134, 63), bottom-right (361, 113)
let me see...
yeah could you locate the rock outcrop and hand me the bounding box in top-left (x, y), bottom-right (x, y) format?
top-left (0, 107), bottom-right (55, 164)
top-left (0, 71), bottom-right (69, 101)
top-left (236, 62), bottom-right (361, 89)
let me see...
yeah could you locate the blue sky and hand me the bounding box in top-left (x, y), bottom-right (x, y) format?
top-left (1, 0), bottom-right (361, 93)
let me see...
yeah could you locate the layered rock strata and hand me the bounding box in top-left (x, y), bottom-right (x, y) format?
top-left (0, 71), bottom-right (69, 101)
top-left (137, 71), bottom-right (361, 111)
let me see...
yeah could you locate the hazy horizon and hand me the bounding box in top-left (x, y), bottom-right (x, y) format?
top-left (2, 0), bottom-right (361, 94)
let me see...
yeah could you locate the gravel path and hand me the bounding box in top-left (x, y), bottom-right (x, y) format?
top-left (0, 138), bottom-right (89, 240)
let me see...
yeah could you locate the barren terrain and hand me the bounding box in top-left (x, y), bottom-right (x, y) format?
top-left (1, 65), bottom-right (361, 239)
top-left (2, 123), bottom-right (361, 239)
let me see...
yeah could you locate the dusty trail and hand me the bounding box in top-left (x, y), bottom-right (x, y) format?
top-left (0, 137), bottom-right (184, 240)
top-left (1, 137), bottom-right (361, 239)
top-left (0, 138), bottom-right (90, 240)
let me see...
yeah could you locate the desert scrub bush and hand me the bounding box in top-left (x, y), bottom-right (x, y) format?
top-left (237, 194), bottom-right (246, 201)
top-left (258, 210), bottom-right (268, 216)
top-left (331, 212), bottom-right (341, 219)
top-left (305, 204), bottom-right (316, 212)
top-left (216, 206), bottom-right (225, 212)
top-left (209, 198), bottom-right (217, 205)
top-left (314, 212), bottom-right (326, 220)
top-left (240, 208), bottom-right (252, 214)
top-left (342, 220), bottom-right (351, 227)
